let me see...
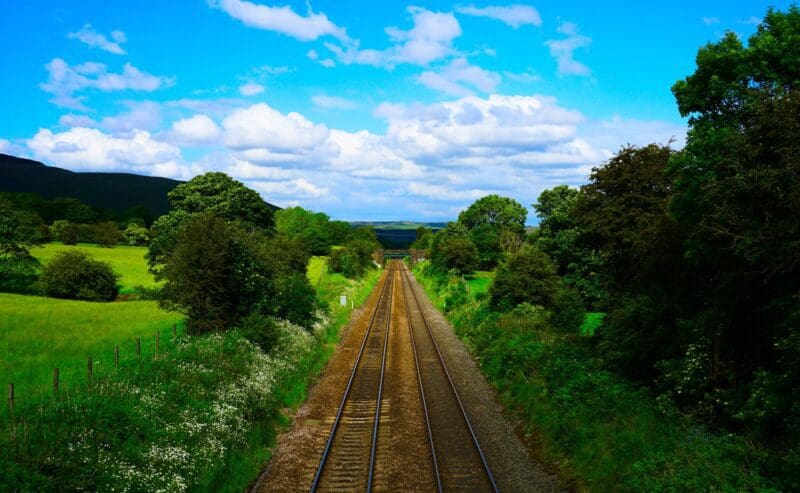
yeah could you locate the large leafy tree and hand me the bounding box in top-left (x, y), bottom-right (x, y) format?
top-left (533, 185), bottom-right (605, 308)
top-left (274, 206), bottom-right (332, 255)
top-left (147, 173), bottom-right (275, 274)
top-left (575, 145), bottom-right (688, 380)
top-left (668, 6), bottom-right (800, 433)
top-left (457, 195), bottom-right (527, 268)
top-left (0, 197), bottom-right (42, 292)
top-left (166, 172), bottom-right (274, 230)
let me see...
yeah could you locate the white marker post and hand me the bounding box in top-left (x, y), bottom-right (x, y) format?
top-left (340, 295), bottom-right (347, 306)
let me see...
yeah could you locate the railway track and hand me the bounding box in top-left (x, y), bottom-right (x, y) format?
top-left (310, 260), bottom-right (497, 492)
top-left (311, 265), bottom-right (396, 492)
top-left (399, 264), bottom-right (498, 492)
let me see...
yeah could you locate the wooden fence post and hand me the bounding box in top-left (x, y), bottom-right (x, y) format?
top-left (7, 383), bottom-right (13, 413)
top-left (87, 356), bottom-right (93, 381)
top-left (115, 346), bottom-right (119, 368)
top-left (136, 338), bottom-right (141, 359)
top-left (53, 368), bottom-right (59, 394)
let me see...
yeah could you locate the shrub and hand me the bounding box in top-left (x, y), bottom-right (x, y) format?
top-left (328, 239), bottom-right (374, 278)
top-left (51, 220), bottom-right (80, 245)
top-left (239, 313), bottom-right (281, 353)
top-left (434, 237), bottom-right (478, 274)
top-left (122, 223), bottom-right (149, 246)
top-left (91, 222), bottom-right (122, 247)
top-left (38, 251), bottom-right (120, 301)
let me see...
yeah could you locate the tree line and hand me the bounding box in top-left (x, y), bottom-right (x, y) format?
top-left (417, 6), bottom-right (800, 476)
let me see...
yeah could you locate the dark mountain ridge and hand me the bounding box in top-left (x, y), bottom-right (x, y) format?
top-left (0, 153), bottom-right (181, 217)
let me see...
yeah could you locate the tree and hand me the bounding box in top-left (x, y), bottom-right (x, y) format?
top-left (37, 251), bottom-right (119, 301)
top-left (574, 144), bottom-right (687, 380)
top-left (434, 237), bottom-right (477, 275)
top-left (410, 226), bottom-right (434, 252)
top-left (533, 186), bottom-right (605, 307)
top-left (147, 173), bottom-right (274, 275)
top-left (51, 220), bottom-right (80, 245)
top-left (458, 195), bottom-right (527, 268)
top-left (91, 222), bottom-right (122, 247)
top-left (159, 212), bottom-right (315, 333)
top-left (666, 6), bottom-right (800, 431)
top-left (167, 172), bottom-right (275, 229)
top-left (0, 198), bottom-right (41, 292)
top-left (275, 206), bottom-right (332, 255)
top-left (123, 223), bottom-right (149, 246)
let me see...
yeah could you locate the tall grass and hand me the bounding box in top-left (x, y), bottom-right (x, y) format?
top-left (0, 293), bottom-right (182, 416)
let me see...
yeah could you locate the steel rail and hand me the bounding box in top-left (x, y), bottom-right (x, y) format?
top-left (400, 266), bottom-right (443, 493)
top-left (310, 266), bottom-right (395, 492)
top-left (400, 264), bottom-right (500, 493)
top-left (367, 266), bottom-right (394, 491)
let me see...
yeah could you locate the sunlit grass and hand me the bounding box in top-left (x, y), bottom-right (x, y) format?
top-left (0, 293), bottom-right (183, 415)
top-left (30, 243), bottom-right (157, 294)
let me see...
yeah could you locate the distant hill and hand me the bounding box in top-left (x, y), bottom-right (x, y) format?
top-left (0, 153), bottom-right (279, 218)
top-left (350, 221), bottom-right (445, 249)
top-left (0, 153), bottom-right (181, 217)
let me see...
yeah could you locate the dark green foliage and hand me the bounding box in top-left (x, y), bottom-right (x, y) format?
top-left (0, 197), bottom-right (41, 292)
top-left (91, 221), bottom-right (122, 247)
top-left (0, 153), bottom-right (181, 219)
top-left (51, 220), bottom-right (80, 245)
top-left (276, 273), bottom-right (317, 327)
top-left (160, 213), bottom-right (237, 332)
top-left (37, 251), bottom-right (119, 301)
top-left (239, 313), bottom-right (280, 353)
top-left (160, 213), bottom-right (315, 333)
top-left (533, 185), bottom-right (605, 308)
top-left (410, 226), bottom-right (434, 252)
top-left (574, 144), bottom-right (687, 380)
top-left (457, 194), bottom-right (527, 268)
top-left (433, 236), bottom-right (477, 275)
top-left (328, 239), bottom-right (375, 278)
top-left (414, 265), bottom-right (774, 492)
top-left (490, 245), bottom-right (554, 308)
top-left (167, 172), bottom-right (275, 230)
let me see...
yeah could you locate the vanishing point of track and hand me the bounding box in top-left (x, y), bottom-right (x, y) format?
top-left (310, 260), bottom-right (498, 492)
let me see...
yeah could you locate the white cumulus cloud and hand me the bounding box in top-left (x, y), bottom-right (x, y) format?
top-left (210, 0), bottom-right (349, 42)
top-left (40, 58), bottom-right (173, 110)
top-left (546, 22), bottom-right (591, 76)
top-left (455, 4), bottom-right (542, 28)
top-left (222, 102), bottom-right (329, 151)
top-left (26, 127), bottom-right (192, 178)
top-left (325, 7), bottom-right (461, 68)
top-left (164, 114), bottom-right (222, 146)
top-left (68, 24), bottom-right (127, 55)
top-left (417, 58), bottom-right (501, 96)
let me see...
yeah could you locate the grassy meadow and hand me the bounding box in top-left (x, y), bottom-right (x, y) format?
top-left (30, 243), bottom-right (157, 293)
top-left (0, 293), bottom-right (183, 415)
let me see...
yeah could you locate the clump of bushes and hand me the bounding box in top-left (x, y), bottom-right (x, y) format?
top-left (37, 251), bottom-right (119, 301)
top-left (328, 239), bottom-right (374, 278)
top-left (489, 245), bottom-right (584, 332)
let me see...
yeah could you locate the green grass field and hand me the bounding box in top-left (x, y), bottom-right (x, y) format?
top-left (30, 243), bottom-right (157, 293)
top-left (465, 271), bottom-right (494, 301)
top-left (0, 294), bottom-right (183, 416)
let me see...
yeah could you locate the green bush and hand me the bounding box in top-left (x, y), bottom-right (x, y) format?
top-left (37, 251), bottom-right (120, 301)
top-left (239, 313), bottom-right (281, 353)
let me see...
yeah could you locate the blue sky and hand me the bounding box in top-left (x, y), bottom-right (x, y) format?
top-left (0, 0), bottom-right (788, 221)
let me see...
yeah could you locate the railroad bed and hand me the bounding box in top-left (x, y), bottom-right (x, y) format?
top-left (311, 261), bottom-right (497, 492)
